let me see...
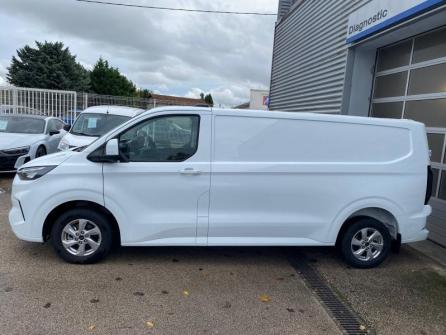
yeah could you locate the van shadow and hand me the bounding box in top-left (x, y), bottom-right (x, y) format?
top-left (105, 245), bottom-right (342, 268)
top-left (108, 246), bottom-right (288, 265)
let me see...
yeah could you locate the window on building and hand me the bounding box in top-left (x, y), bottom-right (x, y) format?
top-left (371, 26), bottom-right (446, 200)
top-left (370, 102), bottom-right (403, 119)
top-left (376, 40), bottom-right (412, 71)
top-left (413, 27), bottom-right (446, 63)
top-left (373, 72), bottom-right (408, 98)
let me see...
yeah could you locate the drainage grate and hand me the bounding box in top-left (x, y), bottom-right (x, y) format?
top-left (288, 253), bottom-right (373, 335)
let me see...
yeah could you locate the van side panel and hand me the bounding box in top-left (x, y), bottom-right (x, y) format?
top-left (213, 116), bottom-right (411, 163)
top-left (208, 114), bottom-right (427, 245)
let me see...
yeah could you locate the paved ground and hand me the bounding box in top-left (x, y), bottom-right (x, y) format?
top-left (0, 176), bottom-right (340, 335)
top-left (1, 176), bottom-right (446, 335)
top-left (308, 247), bottom-right (446, 335)
top-left (411, 240), bottom-right (446, 267)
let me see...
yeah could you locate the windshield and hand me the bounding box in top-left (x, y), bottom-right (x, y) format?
top-left (0, 115), bottom-right (45, 134)
top-left (71, 113), bottom-right (130, 137)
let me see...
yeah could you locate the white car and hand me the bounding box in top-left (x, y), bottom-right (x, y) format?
top-left (58, 106), bottom-right (144, 151)
top-left (0, 113), bottom-right (66, 172)
top-left (9, 107), bottom-right (432, 268)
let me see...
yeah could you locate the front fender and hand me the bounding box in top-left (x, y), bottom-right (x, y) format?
top-left (26, 189), bottom-right (105, 230)
top-left (29, 139), bottom-right (48, 159)
top-left (11, 155), bottom-right (105, 241)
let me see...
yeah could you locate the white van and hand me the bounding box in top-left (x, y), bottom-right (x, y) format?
top-left (57, 106), bottom-right (144, 150)
top-left (9, 107), bottom-right (432, 268)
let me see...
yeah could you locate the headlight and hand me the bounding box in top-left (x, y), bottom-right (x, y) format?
top-left (2, 146), bottom-right (30, 155)
top-left (58, 139), bottom-right (69, 151)
top-left (17, 166), bottom-right (56, 181)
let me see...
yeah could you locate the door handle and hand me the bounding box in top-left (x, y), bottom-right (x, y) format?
top-left (180, 168), bottom-right (202, 175)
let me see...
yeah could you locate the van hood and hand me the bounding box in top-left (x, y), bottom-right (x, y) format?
top-left (0, 133), bottom-right (44, 150)
top-left (19, 150), bottom-right (75, 169)
top-left (63, 132), bottom-right (98, 148)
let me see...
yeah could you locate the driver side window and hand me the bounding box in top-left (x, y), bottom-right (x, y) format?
top-left (119, 115), bottom-right (200, 162)
top-left (47, 119), bottom-right (62, 133)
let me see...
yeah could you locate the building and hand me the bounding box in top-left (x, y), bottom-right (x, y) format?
top-left (249, 89), bottom-right (270, 110)
top-left (270, 0), bottom-right (446, 246)
top-left (234, 89), bottom-right (270, 110)
top-left (148, 94), bottom-right (209, 107)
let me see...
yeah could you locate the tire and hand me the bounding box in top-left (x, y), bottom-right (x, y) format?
top-left (340, 217), bottom-right (391, 269)
top-left (36, 145), bottom-right (47, 158)
top-left (50, 208), bottom-right (113, 264)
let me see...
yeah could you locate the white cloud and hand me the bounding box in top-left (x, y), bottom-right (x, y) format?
top-left (185, 83), bottom-right (255, 107)
top-left (0, 0), bottom-right (278, 105)
top-left (185, 88), bottom-right (204, 99)
top-left (209, 86), bottom-right (249, 107)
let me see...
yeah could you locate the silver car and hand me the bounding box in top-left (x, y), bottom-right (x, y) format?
top-left (0, 113), bottom-right (67, 172)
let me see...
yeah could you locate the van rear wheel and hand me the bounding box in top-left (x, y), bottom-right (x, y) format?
top-left (51, 208), bottom-right (113, 264)
top-left (340, 218), bottom-right (391, 268)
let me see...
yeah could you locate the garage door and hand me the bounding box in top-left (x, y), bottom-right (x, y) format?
top-left (370, 26), bottom-right (446, 247)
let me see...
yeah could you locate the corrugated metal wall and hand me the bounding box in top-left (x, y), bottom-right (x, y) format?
top-left (270, 0), bottom-right (370, 112)
top-left (277, 0), bottom-right (293, 21)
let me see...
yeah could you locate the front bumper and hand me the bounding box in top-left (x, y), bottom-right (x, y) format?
top-left (0, 153), bottom-right (30, 172)
top-left (9, 195), bottom-right (43, 242)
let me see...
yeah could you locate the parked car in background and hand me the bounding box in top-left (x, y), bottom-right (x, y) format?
top-left (0, 113), bottom-right (66, 172)
top-left (9, 107), bottom-right (432, 268)
top-left (1, 105), bottom-right (41, 115)
top-left (58, 106), bottom-right (144, 151)
top-left (62, 108), bottom-right (83, 126)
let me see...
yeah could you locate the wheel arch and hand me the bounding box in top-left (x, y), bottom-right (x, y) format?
top-left (37, 144), bottom-right (47, 154)
top-left (335, 207), bottom-right (399, 246)
top-left (42, 200), bottom-right (121, 246)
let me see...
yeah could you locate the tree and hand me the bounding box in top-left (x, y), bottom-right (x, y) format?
top-left (136, 88), bottom-right (152, 99)
top-left (7, 41), bottom-right (90, 91)
top-left (200, 92), bottom-right (205, 100)
top-left (204, 93), bottom-right (214, 107)
top-left (89, 58), bottom-right (136, 96)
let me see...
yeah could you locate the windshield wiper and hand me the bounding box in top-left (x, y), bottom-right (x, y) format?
top-left (73, 146), bottom-right (87, 152)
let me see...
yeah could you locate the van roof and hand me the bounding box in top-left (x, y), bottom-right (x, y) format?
top-left (141, 106), bottom-right (423, 128)
top-left (81, 105), bottom-right (145, 117)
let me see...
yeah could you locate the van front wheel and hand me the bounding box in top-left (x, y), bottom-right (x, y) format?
top-left (51, 209), bottom-right (113, 264)
top-left (340, 218), bottom-right (391, 268)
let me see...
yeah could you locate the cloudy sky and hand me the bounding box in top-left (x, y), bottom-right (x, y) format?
top-left (0, 0), bottom-right (278, 106)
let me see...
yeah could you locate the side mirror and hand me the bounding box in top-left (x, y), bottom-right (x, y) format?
top-left (63, 124), bottom-right (71, 131)
top-left (88, 139), bottom-right (121, 163)
top-left (105, 138), bottom-right (119, 157)
top-left (49, 130), bottom-right (60, 136)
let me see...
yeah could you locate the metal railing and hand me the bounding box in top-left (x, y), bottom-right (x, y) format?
top-left (1, 86), bottom-right (203, 124)
top-left (78, 92), bottom-right (150, 110)
top-left (76, 92), bottom-right (189, 110)
top-left (0, 86), bottom-right (77, 124)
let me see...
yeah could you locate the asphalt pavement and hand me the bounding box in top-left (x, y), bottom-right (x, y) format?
top-left (0, 176), bottom-right (339, 335)
top-left (1, 176), bottom-right (445, 335)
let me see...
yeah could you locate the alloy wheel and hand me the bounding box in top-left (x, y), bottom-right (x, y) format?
top-left (61, 219), bottom-right (102, 257)
top-left (350, 227), bottom-right (384, 262)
